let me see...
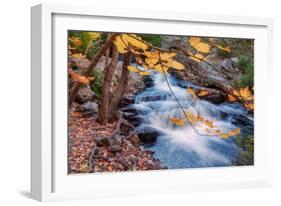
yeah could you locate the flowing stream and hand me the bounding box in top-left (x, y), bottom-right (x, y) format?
top-left (127, 72), bottom-right (254, 169)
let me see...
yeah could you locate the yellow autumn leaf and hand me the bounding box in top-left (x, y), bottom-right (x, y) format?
top-left (88, 32), bottom-right (101, 41)
top-left (197, 90), bottom-right (209, 97)
top-left (154, 64), bottom-right (169, 73)
top-left (68, 68), bottom-right (93, 85)
top-left (189, 37), bottom-right (211, 53)
top-left (123, 34), bottom-right (148, 50)
top-left (228, 94), bottom-right (237, 102)
top-left (189, 37), bottom-right (201, 46)
top-left (139, 71), bottom-right (151, 76)
top-left (146, 57), bottom-right (159, 67)
top-left (228, 128), bottom-right (240, 136)
top-left (189, 53), bottom-right (205, 62)
top-left (196, 115), bottom-right (204, 122)
top-left (144, 51), bottom-right (159, 67)
top-left (114, 35), bottom-right (128, 54)
top-left (69, 37), bottom-right (83, 46)
top-left (160, 52), bottom-right (177, 60)
top-left (205, 120), bottom-right (214, 128)
top-left (239, 87), bottom-right (253, 101)
top-left (164, 60), bottom-right (185, 70)
top-left (71, 53), bottom-right (86, 59)
top-left (127, 65), bottom-right (140, 73)
top-left (220, 133), bottom-right (230, 139)
top-left (184, 111), bottom-right (197, 125)
top-left (169, 117), bottom-right (185, 126)
top-left (215, 44), bottom-right (231, 53)
top-left (187, 88), bottom-right (197, 98)
top-left (246, 103), bottom-right (254, 111)
top-left (193, 42), bottom-right (211, 53)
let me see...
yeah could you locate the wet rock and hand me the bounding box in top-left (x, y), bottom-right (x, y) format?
top-left (122, 109), bottom-right (142, 127)
top-left (137, 128), bottom-right (159, 146)
top-left (142, 75), bottom-right (154, 87)
top-left (231, 113), bottom-right (254, 134)
top-left (119, 96), bottom-right (135, 108)
top-left (139, 95), bottom-right (168, 102)
top-left (121, 108), bottom-right (138, 116)
top-left (199, 93), bottom-right (227, 104)
top-left (95, 136), bottom-right (111, 147)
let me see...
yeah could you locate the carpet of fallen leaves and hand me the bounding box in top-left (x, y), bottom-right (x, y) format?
top-left (68, 111), bottom-right (166, 174)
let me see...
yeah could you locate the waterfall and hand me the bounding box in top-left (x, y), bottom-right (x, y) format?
top-left (128, 72), bottom-right (253, 169)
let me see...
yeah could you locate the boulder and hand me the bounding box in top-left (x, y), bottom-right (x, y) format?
top-left (75, 85), bottom-right (95, 104)
top-left (122, 108), bottom-right (142, 127)
top-left (119, 96), bottom-right (135, 108)
top-left (137, 128), bottom-right (159, 146)
top-left (142, 75), bottom-right (154, 88)
top-left (80, 101), bottom-right (98, 113)
top-left (199, 93), bottom-right (227, 104)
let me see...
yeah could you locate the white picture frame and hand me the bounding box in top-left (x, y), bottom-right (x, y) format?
top-left (31, 3), bottom-right (274, 202)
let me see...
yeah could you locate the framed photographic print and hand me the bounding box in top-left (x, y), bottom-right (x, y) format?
top-left (31, 3), bottom-right (274, 201)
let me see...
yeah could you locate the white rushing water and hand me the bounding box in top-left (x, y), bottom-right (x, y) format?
top-left (129, 72), bottom-right (253, 169)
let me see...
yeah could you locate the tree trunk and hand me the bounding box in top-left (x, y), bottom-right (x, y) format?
top-left (96, 45), bottom-right (119, 124)
top-left (68, 33), bottom-right (118, 107)
top-left (108, 53), bottom-right (131, 120)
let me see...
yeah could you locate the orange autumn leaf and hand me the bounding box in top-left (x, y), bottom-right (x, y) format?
top-left (228, 94), bottom-right (237, 102)
top-left (215, 44), bottom-right (231, 53)
top-left (197, 90), bottom-right (209, 97)
top-left (122, 34), bottom-right (148, 50)
top-left (189, 53), bottom-right (206, 62)
top-left (187, 88), bottom-right (197, 98)
top-left (228, 128), bottom-right (240, 136)
top-left (169, 117), bottom-right (185, 126)
top-left (205, 120), bottom-right (214, 128)
top-left (68, 68), bottom-right (94, 85)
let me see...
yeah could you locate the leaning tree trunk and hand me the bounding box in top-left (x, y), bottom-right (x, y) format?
top-left (96, 45), bottom-right (119, 124)
top-left (108, 53), bottom-right (131, 120)
top-left (68, 33), bottom-right (118, 107)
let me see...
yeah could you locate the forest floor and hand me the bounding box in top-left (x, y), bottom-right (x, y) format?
top-left (68, 110), bottom-right (166, 174)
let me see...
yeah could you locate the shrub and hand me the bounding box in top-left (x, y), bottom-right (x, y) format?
top-left (232, 135), bottom-right (254, 165)
top-left (235, 55), bottom-right (254, 88)
top-left (215, 47), bottom-right (232, 58)
top-left (139, 34), bottom-right (162, 47)
top-left (91, 69), bottom-right (104, 98)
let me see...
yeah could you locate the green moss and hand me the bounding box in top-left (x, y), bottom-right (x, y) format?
top-left (139, 34), bottom-right (162, 47)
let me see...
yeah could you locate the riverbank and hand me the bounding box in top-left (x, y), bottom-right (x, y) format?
top-left (68, 109), bottom-right (167, 174)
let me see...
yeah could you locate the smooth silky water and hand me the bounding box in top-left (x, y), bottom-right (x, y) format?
top-left (128, 72), bottom-right (253, 169)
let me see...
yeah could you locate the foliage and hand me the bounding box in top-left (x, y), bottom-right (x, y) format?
top-left (114, 34), bottom-right (184, 74)
top-left (68, 68), bottom-right (94, 84)
top-left (233, 135), bottom-right (254, 165)
top-left (227, 87), bottom-right (254, 111)
top-left (235, 55), bottom-right (254, 88)
top-left (139, 34), bottom-right (162, 47)
top-left (68, 31), bottom-right (103, 59)
top-left (215, 47), bottom-right (232, 58)
top-left (91, 69), bottom-right (104, 98)
top-left (113, 33), bottom-right (254, 138)
top-left (188, 37), bottom-right (232, 62)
